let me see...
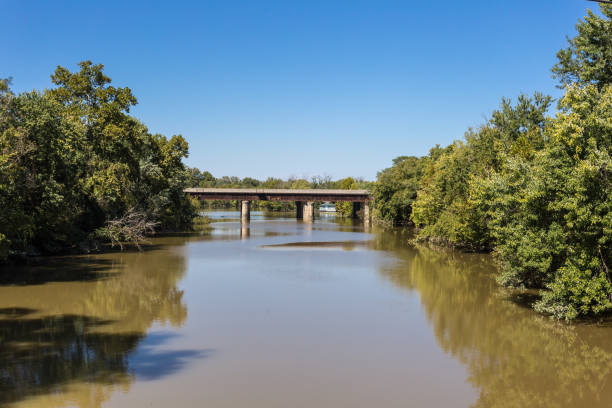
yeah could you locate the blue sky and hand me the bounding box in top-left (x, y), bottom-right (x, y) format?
top-left (1, 0), bottom-right (596, 180)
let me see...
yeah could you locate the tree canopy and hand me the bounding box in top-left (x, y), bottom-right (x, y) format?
top-left (372, 4), bottom-right (612, 320)
top-left (0, 62), bottom-right (198, 257)
top-left (552, 5), bottom-right (612, 88)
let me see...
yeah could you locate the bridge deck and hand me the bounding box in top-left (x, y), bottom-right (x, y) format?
top-left (184, 188), bottom-right (371, 202)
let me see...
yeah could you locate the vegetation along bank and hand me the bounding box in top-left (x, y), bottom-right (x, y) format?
top-left (372, 6), bottom-right (612, 320)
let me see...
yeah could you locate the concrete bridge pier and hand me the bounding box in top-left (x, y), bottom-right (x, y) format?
top-left (363, 202), bottom-right (371, 226)
top-left (295, 201), bottom-right (304, 219)
top-left (303, 202), bottom-right (315, 223)
top-left (241, 200), bottom-right (250, 223)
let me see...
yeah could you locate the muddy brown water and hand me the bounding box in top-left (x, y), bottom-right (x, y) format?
top-left (1, 211), bottom-right (611, 407)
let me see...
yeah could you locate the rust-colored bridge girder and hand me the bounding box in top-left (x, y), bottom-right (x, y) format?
top-left (183, 188), bottom-right (371, 203)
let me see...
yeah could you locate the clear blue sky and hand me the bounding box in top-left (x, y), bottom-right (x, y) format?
top-left (1, 0), bottom-right (597, 181)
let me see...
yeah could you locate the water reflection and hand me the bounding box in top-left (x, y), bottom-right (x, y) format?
top-left (373, 230), bottom-right (612, 408)
top-left (260, 241), bottom-right (368, 251)
top-left (241, 224), bottom-right (250, 239)
top-left (3, 217), bottom-right (612, 408)
top-left (0, 311), bottom-right (140, 406)
top-left (0, 241), bottom-right (192, 407)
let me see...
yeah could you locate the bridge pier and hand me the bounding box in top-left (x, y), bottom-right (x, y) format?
top-left (303, 202), bottom-right (315, 223)
top-left (295, 201), bottom-right (304, 219)
top-left (241, 200), bottom-right (250, 223)
top-left (363, 202), bottom-right (371, 226)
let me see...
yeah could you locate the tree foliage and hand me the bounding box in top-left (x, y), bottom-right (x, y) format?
top-left (552, 5), bottom-right (612, 88)
top-left (372, 4), bottom-right (612, 319)
top-left (372, 156), bottom-right (425, 225)
top-left (335, 177), bottom-right (357, 217)
top-left (411, 93), bottom-right (551, 250)
top-left (0, 62), bottom-right (198, 258)
top-left (479, 84), bottom-right (612, 319)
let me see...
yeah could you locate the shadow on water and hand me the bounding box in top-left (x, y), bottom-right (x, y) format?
top-left (505, 291), bottom-right (542, 309)
top-left (372, 230), bottom-right (612, 408)
top-left (0, 228), bottom-right (218, 287)
top-left (0, 307), bottom-right (37, 318)
top-left (0, 257), bottom-right (118, 286)
top-left (0, 311), bottom-right (208, 407)
top-left (130, 332), bottom-right (212, 381)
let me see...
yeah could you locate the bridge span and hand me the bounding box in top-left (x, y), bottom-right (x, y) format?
top-left (184, 188), bottom-right (371, 224)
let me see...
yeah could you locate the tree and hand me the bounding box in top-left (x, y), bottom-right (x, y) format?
top-left (288, 178), bottom-right (311, 190)
top-left (372, 156), bottom-right (425, 225)
top-left (0, 62), bottom-right (199, 257)
top-left (336, 177), bottom-right (357, 217)
top-left (47, 61), bottom-right (142, 221)
top-left (311, 175), bottom-right (335, 189)
top-left (0, 88), bottom-right (85, 252)
top-left (478, 84), bottom-right (612, 319)
top-left (410, 94), bottom-right (551, 250)
top-left (552, 4), bottom-right (612, 88)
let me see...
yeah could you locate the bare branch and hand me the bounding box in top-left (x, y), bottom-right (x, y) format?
top-left (95, 209), bottom-right (158, 250)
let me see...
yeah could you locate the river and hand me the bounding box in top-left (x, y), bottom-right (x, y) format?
top-left (1, 211), bottom-right (611, 407)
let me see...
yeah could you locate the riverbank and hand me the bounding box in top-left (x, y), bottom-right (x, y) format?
top-left (0, 216), bottom-right (211, 265)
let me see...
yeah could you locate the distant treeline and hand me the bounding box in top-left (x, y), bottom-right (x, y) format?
top-left (0, 62), bottom-right (200, 258)
top-left (186, 170), bottom-right (373, 215)
top-left (371, 5), bottom-right (612, 320)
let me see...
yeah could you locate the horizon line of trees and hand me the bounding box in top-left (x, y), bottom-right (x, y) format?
top-left (371, 4), bottom-right (612, 320)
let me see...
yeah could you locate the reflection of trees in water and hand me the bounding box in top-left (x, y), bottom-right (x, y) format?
top-left (0, 246), bottom-right (189, 407)
top-left (0, 310), bottom-right (140, 407)
top-left (373, 231), bottom-right (612, 408)
top-left (83, 250), bottom-right (188, 333)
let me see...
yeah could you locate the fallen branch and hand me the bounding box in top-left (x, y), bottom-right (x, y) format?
top-left (95, 209), bottom-right (158, 250)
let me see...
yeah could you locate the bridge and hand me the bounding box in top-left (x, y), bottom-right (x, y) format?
top-left (184, 188), bottom-right (372, 224)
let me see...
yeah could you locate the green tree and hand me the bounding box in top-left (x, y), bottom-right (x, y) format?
top-left (410, 94), bottom-right (551, 250)
top-left (335, 177), bottom-right (357, 217)
top-left (0, 62), bottom-right (198, 258)
top-left (0, 87), bottom-right (85, 252)
top-left (288, 178), bottom-right (311, 190)
top-left (48, 61), bottom-right (142, 221)
top-left (552, 4), bottom-right (612, 88)
top-left (478, 84), bottom-right (612, 319)
top-left (372, 156), bottom-right (425, 225)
